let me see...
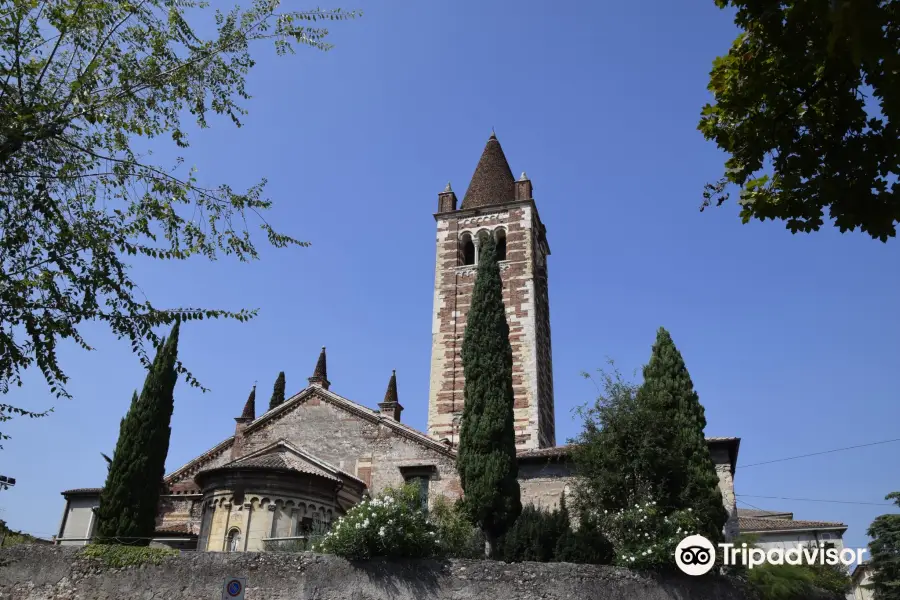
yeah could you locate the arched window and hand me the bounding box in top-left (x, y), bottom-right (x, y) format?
top-left (226, 528), bottom-right (241, 552)
top-left (495, 228), bottom-right (507, 261)
top-left (459, 233), bottom-right (475, 265)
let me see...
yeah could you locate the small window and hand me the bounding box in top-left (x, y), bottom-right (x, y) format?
top-left (495, 228), bottom-right (507, 261)
top-left (407, 476), bottom-right (429, 513)
top-left (460, 233), bottom-right (475, 266)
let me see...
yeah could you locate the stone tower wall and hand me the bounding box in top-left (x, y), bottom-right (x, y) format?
top-left (428, 202), bottom-right (554, 450)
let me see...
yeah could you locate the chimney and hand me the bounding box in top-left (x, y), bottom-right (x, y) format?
top-left (231, 385), bottom-right (256, 460)
top-left (308, 347), bottom-right (330, 390)
top-left (377, 370), bottom-right (403, 422)
top-left (438, 181), bottom-right (457, 213)
top-left (515, 171), bottom-right (533, 201)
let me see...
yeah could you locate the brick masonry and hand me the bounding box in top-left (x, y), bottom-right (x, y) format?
top-left (428, 198), bottom-right (555, 450)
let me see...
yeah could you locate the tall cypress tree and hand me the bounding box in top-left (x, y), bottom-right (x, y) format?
top-left (456, 235), bottom-right (521, 557)
top-left (269, 371), bottom-right (286, 411)
top-left (96, 321), bottom-right (180, 544)
top-left (638, 327), bottom-right (728, 541)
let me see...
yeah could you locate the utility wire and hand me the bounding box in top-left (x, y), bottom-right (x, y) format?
top-left (737, 494), bottom-right (894, 507)
top-left (738, 438), bottom-right (900, 469)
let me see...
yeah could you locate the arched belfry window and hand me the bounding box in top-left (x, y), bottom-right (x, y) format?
top-left (495, 228), bottom-right (507, 261)
top-left (459, 233), bottom-right (475, 266)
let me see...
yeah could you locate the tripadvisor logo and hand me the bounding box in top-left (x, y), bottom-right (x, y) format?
top-left (674, 535), bottom-right (867, 576)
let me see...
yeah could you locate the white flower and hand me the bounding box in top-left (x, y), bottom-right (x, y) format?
top-left (688, 508), bottom-right (692, 512)
top-left (379, 527), bottom-right (386, 537)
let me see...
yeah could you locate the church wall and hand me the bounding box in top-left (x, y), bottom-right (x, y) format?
top-left (157, 494), bottom-right (202, 534)
top-left (518, 460), bottom-right (574, 511)
top-left (238, 395), bottom-right (461, 503)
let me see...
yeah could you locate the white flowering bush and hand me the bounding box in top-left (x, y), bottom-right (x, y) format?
top-left (313, 484), bottom-right (441, 560)
top-left (593, 501), bottom-right (703, 569)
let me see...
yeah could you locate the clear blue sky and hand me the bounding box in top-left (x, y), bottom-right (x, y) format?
top-left (2, 0), bottom-right (898, 556)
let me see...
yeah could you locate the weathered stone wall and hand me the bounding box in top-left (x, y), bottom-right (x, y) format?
top-left (518, 460), bottom-right (574, 511)
top-left (236, 390), bottom-right (461, 502)
top-left (0, 545), bottom-right (758, 600)
top-left (428, 202), bottom-right (554, 450)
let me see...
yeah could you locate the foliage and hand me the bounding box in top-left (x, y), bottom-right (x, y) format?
top-left (746, 563), bottom-right (818, 600)
top-left (456, 234), bottom-right (521, 555)
top-left (0, 0), bottom-right (358, 441)
top-left (569, 362), bottom-right (644, 515)
top-left (553, 515), bottom-right (614, 565)
top-left (593, 501), bottom-right (705, 569)
top-left (80, 543), bottom-right (177, 568)
top-left (0, 519), bottom-right (41, 547)
top-left (867, 491), bottom-right (900, 600)
top-left (637, 328), bottom-right (728, 542)
top-left (498, 504), bottom-right (569, 563)
top-left (698, 0), bottom-right (899, 241)
top-left (801, 561), bottom-right (852, 597)
top-left (733, 536), bottom-right (851, 599)
top-left (95, 321), bottom-right (180, 544)
top-left (313, 484), bottom-right (441, 560)
top-left (429, 495), bottom-right (483, 559)
top-left (571, 332), bottom-right (728, 545)
top-left (269, 371), bottom-right (286, 411)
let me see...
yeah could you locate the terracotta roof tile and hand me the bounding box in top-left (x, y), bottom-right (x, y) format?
top-left (460, 133), bottom-right (515, 210)
top-left (61, 487), bottom-right (102, 496)
top-left (740, 517), bottom-right (846, 532)
top-left (154, 522), bottom-right (197, 535)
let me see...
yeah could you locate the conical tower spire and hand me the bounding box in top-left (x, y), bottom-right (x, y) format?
top-left (460, 131), bottom-right (515, 210)
top-left (240, 385), bottom-right (256, 420)
top-left (378, 370), bottom-right (403, 421)
top-left (308, 346), bottom-right (330, 390)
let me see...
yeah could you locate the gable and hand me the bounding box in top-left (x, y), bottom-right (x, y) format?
top-left (165, 436), bottom-right (234, 487)
top-left (244, 386), bottom-right (456, 459)
top-left (219, 439), bottom-right (366, 487)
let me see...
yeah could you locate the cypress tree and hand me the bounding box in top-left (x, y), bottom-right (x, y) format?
top-left (637, 327), bottom-right (728, 541)
top-left (456, 235), bottom-right (521, 557)
top-left (95, 321), bottom-right (180, 544)
top-left (269, 371), bottom-right (286, 411)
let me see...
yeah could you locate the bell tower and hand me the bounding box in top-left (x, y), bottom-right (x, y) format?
top-left (427, 133), bottom-right (555, 450)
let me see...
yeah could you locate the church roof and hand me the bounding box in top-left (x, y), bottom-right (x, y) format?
top-left (197, 440), bottom-right (365, 487)
top-left (460, 132), bottom-right (516, 210)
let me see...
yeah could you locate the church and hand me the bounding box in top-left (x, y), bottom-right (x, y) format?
top-left (54, 134), bottom-right (741, 551)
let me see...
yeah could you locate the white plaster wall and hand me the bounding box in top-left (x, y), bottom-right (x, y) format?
top-left (59, 497), bottom-right (98, 546)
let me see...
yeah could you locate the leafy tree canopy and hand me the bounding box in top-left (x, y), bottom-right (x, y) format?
top-left (867, 491), bottom-right (900, 600)
top-left (0, 0), bottom-right (357, 441)
top-left (699, 0), bottom-right (899, 241)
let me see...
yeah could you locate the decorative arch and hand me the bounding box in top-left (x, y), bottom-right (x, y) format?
top-left (226, 527), bottom-right (242, 552)
top-left (459, 232), bottom-right (475, 266)
top-left (494, 227), bottom-right (507, 261)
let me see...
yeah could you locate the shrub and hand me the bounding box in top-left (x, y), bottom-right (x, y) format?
top-left (746, 564), bottom-right (817, 600)
top-left (429, 496), bottom-right (483, 559)
top-left (80, 544), bottom-right (178, 567)
top-left (498, 504), bottom-right (569, 562)
top-left (554, 516), bottom-right (614, 565)
top-left (592, 500), bottom-right (704, 569)
top-left (313, 484), bottom-right (440, 560)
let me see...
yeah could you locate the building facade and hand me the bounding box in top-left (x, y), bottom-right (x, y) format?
top-left (737, 508), bottom-right (848, 552)
top-left (54, 134), bottom-right (741, 550)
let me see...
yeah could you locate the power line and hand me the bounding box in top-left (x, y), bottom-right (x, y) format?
top-left (737, 497), bottom-right (772, 512)
top-left (738, 438), bottom-right (900, 469)
top-left (738, 494), bottom-right (894, 507)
